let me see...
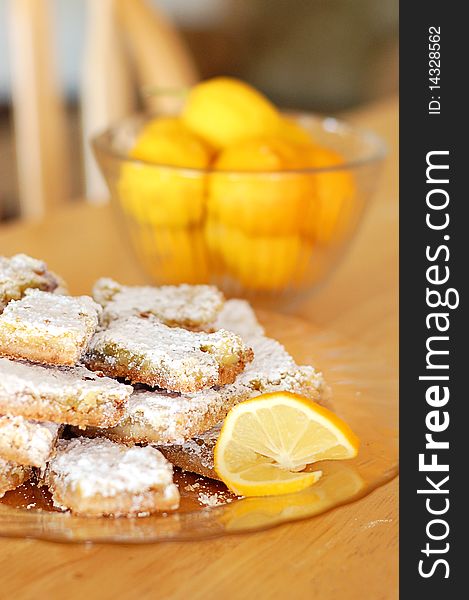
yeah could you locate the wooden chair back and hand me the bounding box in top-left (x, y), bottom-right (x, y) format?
top-left (7, 0), bottom-right (197, 219)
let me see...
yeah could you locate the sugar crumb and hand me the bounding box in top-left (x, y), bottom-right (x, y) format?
top-left (197, 491), bottom-right (230, 507)
top-left (184, 482), bottom-right (200, 492)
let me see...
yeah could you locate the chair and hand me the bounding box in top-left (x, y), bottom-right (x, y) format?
top-left (7, 0), bottom-right (197, 220)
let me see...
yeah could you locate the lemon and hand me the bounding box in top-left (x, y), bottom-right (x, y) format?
top-left (118, 163), bottom-right (206, 227)
top-left (212, 135), bottom-right (304, 171)
top-left (300, 147), bottom-right (356, 244)
top-left (214, 392), bottom-right (359, 497)
top-left (129, 224), bottom-right (209, 285)
top-left (182, 77), bottom-right (280, 149)
top-left (205, 220), bottom-right (312, 291)
top-left (208, 136), bottom-right (313, 236)
top-left (118, 117), bottom-right (211, 228)
top-left (278, 116), bottom-right (315, 146)
top-left (129, 116), bottom-right (212, 168)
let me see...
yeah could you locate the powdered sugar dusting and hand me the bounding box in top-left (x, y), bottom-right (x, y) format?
top-left (92, 382), bottom-right (250, 445)
top-left (214, 299), bottom-right (265, 340)
top-left (44, 437), bottom-right (176, 498)
top-left (0, 415), bottom-right (60, 467)
top-left (198, 491), bottom-right (231, 507)
top-left (16, 289), bottom-right (99, 329)
top-left (216, 300), bottom-right (324, 397)
top-left (0, 357), bottom-right (132, 427)
top-left (0, 254), bottom-right (61, 313)
top-left (93, 278), bottom-right (224, 329)
top-left (0, 290), bottom-right (101, 365)
top-left (238, 335), bottom-right (324, 397)
top-left (0, 358), bottom-right (131, 403)
top-left (85, 316), bottom-right (253, 392)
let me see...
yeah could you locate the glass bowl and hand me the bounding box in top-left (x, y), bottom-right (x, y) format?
top-left (93, 112), bottom-right (385, 307)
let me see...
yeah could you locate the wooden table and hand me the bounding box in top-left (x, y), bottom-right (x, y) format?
top-left (0, 97), bottom-right (398, 599)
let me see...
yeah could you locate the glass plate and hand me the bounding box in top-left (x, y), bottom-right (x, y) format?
top-left (0, 311), bottom-right (398, 543)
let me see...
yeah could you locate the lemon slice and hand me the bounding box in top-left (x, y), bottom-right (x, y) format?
top-left (214, 392), bottom-right (359, 497)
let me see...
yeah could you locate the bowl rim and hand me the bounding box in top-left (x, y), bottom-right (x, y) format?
top-left (92, 111), bottom-right (387, 175)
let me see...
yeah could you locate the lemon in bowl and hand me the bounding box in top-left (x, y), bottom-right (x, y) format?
top-left (118, 116), bottom-right (212, 228)
top-left (93, 77), bottom-right (385, 306)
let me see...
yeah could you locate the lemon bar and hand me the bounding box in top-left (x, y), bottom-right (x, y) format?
top-left (85, 316), bottom-right (254, 392)
top-left (93, 278), bottom-right (224, 330)
top-left (215, 300), bottom-right (326, 400)
top-left (0, 358), bottom-right (132, 428)
top-left (0, 290), bottom-right (101, 366)
top-left (82, 335), bottom-right (324, 446)
top-left (77, 383), bottom-right (251, 446)
top-left (0, 457), bottom-right (32, 498)
top-left (0, 415), bottom-right (61, 467)
top-left (41, 437), bottom-right (180, 517)
top-left (160, 425), bottom-right (221, 480)
top-left (0, 253), bottom-right (66, 313)
top-left (235, 334), bottom-right (325, 400)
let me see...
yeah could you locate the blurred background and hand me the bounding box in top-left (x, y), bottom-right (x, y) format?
top-left (0, 0), bottom-right (398, 222)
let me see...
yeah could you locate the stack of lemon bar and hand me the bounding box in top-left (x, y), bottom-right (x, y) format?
top-left (0, 254), bottom-right (325, 517)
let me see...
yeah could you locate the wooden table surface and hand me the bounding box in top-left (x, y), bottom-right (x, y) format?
top-left (0, 97), bottom-right (398, 599)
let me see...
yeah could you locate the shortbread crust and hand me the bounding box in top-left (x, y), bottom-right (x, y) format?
top-left (160, 425), bottom-right (221, 480)
top-left (0, 415), bottom-right (61, 467)
top-left (93, 278), bottom-right (224, 330)
top-left (0, 457), bottom-right (32, 497)
top-left (85, 316), bottom-right (254, 392)
top-left (0, 290), bottom-right (101, 366)
top-left (0, 358), bottom-right (132, 428)
top-left (41, 437), bottom-right (180, 516)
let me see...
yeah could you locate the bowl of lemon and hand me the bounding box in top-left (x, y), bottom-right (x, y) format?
top-left (93, 77), bottom-right (385, 306)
